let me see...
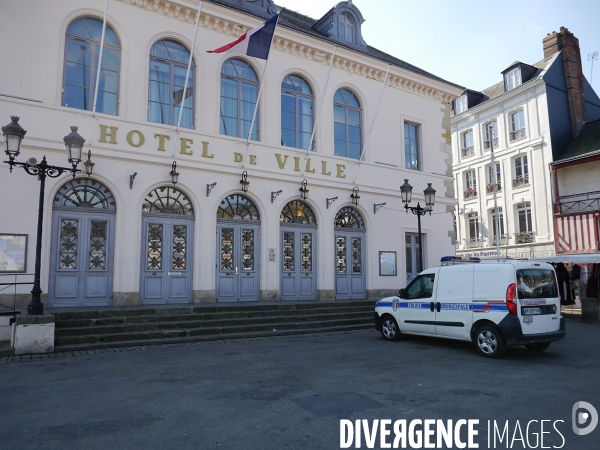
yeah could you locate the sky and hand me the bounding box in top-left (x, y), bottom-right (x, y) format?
top-left (274, 0), bottom-right (600, 93)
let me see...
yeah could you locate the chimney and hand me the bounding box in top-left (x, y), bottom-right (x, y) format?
top-left (543, 27), bottom-right (587, 136)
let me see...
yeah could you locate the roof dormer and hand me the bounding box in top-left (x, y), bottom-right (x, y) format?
top-left (312, 1), bottom-right (367, 49)
top-left (501, 62), bottom-right (539, 92)
top-left (453, 89), bottom-right (485, 114)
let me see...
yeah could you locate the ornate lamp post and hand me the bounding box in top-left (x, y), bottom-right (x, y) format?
top-left (400, 179), bottom-right (436, 272)
top-left (2, 116), bottom-right (84, 315)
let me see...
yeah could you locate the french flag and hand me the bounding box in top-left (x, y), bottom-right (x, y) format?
top-left (207, 14), bottom-right (279, 60)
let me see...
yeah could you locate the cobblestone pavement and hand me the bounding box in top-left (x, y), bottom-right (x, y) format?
top-left (1, 319), bottom-right (599, 449)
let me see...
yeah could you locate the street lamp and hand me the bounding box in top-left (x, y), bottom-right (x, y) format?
top-left (401, 179), bottom-right (436, 273)
top-left (2, 116), bottom-right (84, 315)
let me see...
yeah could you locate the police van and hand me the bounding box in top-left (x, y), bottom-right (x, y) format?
top-left (374, 257), bottom-right (566, 357)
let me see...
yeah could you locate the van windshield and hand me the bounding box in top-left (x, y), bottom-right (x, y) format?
top-left (516, 269), bottom-right (558, 299)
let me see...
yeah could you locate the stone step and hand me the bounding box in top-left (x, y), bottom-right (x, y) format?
top-left (55, 310), bottom-right (372, 337)
top-left (53, 322), bottom-right (374, 353)
top-left (54, 305), bottom-right (374, 329)
top-left (54, 316), bottom-right (373, 347)
top-left (51, 300), bottom-right (375, 321)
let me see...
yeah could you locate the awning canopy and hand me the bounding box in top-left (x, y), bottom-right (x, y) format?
top-left (528, 253), bottom-right (600, 264)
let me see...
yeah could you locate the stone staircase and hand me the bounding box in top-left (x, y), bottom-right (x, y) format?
top-left (53, 300), bottom-right (375, 352)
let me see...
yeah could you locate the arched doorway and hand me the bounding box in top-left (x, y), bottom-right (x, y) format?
top-left (216, 194), bottom-right (261, 302)
top-left (280, 200), bottom-right (317, 300)
top-left (48, 178), bottom-right (116, 307)
top-left (140, 186), bottom-right (194, 304)
top-left (334, 207), bottom-right (366, 300)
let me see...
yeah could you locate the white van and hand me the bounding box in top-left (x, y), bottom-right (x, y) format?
top-left (374, 257), bottom-right (566, 357)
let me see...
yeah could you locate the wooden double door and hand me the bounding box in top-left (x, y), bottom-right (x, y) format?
top-left (216, 222), bottom-right (260, 302)
top-left (280, 225), bottom-right (317, 301)
top-left (48, 210), bottom-right (115, 307)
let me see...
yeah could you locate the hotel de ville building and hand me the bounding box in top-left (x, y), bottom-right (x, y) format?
top-left (0, 0), bottom-right (463, 309)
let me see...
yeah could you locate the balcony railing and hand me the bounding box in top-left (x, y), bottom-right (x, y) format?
top-left (557, 190), bottom-right (600, 214)
top-left (512, 174), bottom-right (529, 188)
top-left (461, 146), bottom-right (475, 157)
top-left (464, 189), bottom-right (477, 199)
top-left (514, 231), bottom-right (535, 244)
top-left (465, 238), bottom-right (486, 249)
top-left (488, 234), bottom-right (510, 246)
top-left (486, 183), bottom-right (502, 194)
top-left (510, 128), bottom-right (526, 141)
top-left (483, 138), bottom-right (499, 150)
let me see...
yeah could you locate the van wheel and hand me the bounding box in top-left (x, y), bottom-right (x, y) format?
top-left (474, 325), bottom-right (506, 358)
top-left (525, 342), bottom-right (551, 352)
top-left (381, 316), bottom-right (402, 341)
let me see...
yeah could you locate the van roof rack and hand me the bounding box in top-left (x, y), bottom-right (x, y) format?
top-left (441, 256), bottom-right (481, 266)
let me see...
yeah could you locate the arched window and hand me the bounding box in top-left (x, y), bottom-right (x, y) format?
top-left (217, 195), bottom-right (260, 221)
top-left (281, 75), bottom-right (314, 150)
top-left (335, 207), bottom-right (365, 229)
top-left (142, 187), bottom-right (194, 215)
top-left (63, 17), bottom-right (120, 115)
top-left (220, 59), bottom-right (259, 140)
top-left (148, 40), bottom-right (195, 128)
top-left (334, 88), bottom-right (361, 160)
top-left (280, 201), bottom-right (316, 224)
top-left (338, 12), bottom-right (355, 44)
top-left (53, 179), bottom-right (116, 210)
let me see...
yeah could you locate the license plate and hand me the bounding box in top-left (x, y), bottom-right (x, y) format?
top-left (523, 307), bottom-right (541, 315)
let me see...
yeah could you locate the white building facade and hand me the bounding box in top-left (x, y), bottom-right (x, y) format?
top-left (452, 27), bottom-right (600, 260)
top-left (0, 0), bottom-right (462, 309)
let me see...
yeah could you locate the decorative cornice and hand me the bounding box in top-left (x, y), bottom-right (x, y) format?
top-left (116, 0), bottom-right (458, 102)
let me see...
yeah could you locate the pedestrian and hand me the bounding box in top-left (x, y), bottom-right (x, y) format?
top-left (556, 262), bottom-right (574, 305)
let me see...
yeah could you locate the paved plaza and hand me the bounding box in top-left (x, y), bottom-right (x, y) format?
top-left (1, 318), bottom-right (599, 449)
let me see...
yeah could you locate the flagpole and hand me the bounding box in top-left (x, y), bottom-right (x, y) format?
top-left (489, 123), bottom-right (502, 260)
top-left (243, 14), bottom-right (280, 167)
top-left (171, 1), bottom-right (202, 157)
top-left (301, 46), bottom-right (337, 173)
top-left (352, 64), bottom-right (390, 184)
top-left (89, 0), bottom-right (110, 146)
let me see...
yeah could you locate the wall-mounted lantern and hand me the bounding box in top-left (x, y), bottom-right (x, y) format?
top-left (84, 150), bottom-right (95, 176)
top-left (351, 186), bottom-right (360, 206)
top-left (240, 171), bottom-right (249, 192)
top-left (170, 161), bottom-right (179, 185)
top-left (299, 179), bottom-right (309, 200)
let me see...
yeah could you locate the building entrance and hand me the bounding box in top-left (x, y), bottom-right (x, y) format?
top-left (140, 186), bottom-right (194, 304)
top-left (216, 194), bottom-right (260, 302)
top-left (48, 179), bottom-right (116, 307)
top-left (334, 207), bottom-right (366, 300)
top-left (280, 201), bottom-right (317, 300)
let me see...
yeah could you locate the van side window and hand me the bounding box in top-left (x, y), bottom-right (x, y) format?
top-left (404, 274), bottom-right (435, 299)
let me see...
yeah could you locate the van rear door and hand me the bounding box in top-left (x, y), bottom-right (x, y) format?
top-left (516, 266), bottom-right (561, 334)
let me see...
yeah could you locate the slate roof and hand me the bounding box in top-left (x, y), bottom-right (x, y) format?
top-left (478, 57), bottom-right (554, 102)
top-left (206, 1), bottom-right (463, 90)
top-left (555, 118), bottom-right (600, 161)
